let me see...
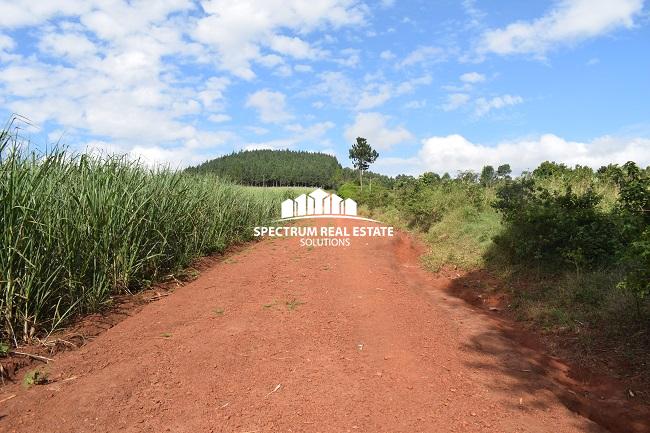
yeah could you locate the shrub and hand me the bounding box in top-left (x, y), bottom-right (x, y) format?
top-left (492, 181), bottom-right (622, 271)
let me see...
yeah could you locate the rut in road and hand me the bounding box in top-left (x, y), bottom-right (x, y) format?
top-left (0, 220), bottom-right (634, 433)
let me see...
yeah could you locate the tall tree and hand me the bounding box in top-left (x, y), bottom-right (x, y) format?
top-left (497, 164), bottom-right (512, 180)
top-left (348, 137), bottom-right (379, 190)
top-left (480, 165), bottom-right (496, 186)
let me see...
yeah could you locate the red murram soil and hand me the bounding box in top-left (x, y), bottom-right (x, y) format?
top-left (1, 220), bottom-right (648, 433)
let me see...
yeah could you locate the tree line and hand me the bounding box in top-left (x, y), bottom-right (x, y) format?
top-left (186, 149), bottom-right (342, 188)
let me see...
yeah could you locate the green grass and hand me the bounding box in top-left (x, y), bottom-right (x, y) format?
top-left (0, 124), bottom-right (292, 344)
top-left (423, 204), bottom-right (501, 271)
top-left (362, 182), bottom-right (502, 271)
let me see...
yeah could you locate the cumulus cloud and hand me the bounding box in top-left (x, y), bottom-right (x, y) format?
top-left (355, 85), bottom-right (393, 110)
top-left (344, 112), bottom-right (413, 150)
top-left (0, 0), bottom-right (237, 164)
top-left (379, 50), bottom-right (395, 60)
top-left (0, 0), bottom-right (371, 167)
top-left (198, 77), bottom-right (230, 109)
top-left (243, 139), bottom-right (295, 151)
top-left (397, 45), bottom-right (445, 68)
top-left (85, 129), bottom-right (234, 168)
top-left (294, 64), bottom-right (313, 72)
top-left (441, 93), bottom-right (470, 111)
top-left (326, 73), bottom-right (433, 111)
top-left (242, 120), bottom-right (334, 151)
top-left (285, 121), bottom-right (335, 140)
top-left (460, 72), bottom-right (485, 83)
top-left (416, 134), bottom-right (650, 175)
top-left (0, 1), bottom-right (96, 28)
top-left (194, 0), bottom-right (366, 78)
top-left (208, 114), bottom-right (231, 123)
top-left (474, 94), bottom-right (523, 116)
top-left (38, 31), bottom-right (97, 59)
top-left (0, 34), bottom-right (14, 51)
top-left (309, 71), bottom-right (356, 106)
top-left (404, 99), bottom-right (426, 109)
top-left (246, 89), bottom-right (293, 124)
top-left (479, 0), bottom-right (644, 56)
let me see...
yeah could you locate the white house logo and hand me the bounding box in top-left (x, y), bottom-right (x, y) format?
top-left (280, 188), bottom-right (368, 220)
top-left (254, 188), bottom-right (394, 247)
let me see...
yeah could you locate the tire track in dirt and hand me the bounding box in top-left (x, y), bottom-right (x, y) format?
top-left (0, 220), bottom-right (634, 432)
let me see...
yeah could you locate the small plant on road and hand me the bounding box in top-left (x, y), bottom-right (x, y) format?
top-left (286, 299), bottom-right (304, 311)
top-left (23, 370), bottom-right (49, 387)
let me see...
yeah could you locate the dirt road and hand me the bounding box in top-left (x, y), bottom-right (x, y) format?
top-left (0, 221), bottom-right (640, 432)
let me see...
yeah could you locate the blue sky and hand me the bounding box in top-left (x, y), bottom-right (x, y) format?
top-left (0, 0), bottom-right (649, 175)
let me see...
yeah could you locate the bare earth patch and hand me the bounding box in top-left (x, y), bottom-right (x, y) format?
top-left (1, 220), bottom-right (647, 432)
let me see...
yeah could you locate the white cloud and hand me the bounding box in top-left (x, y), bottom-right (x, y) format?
top-left (208, 114), bottom-right (231, 123)
top-left (334, 48), bottom-right (361, 67)
top-left (85, 130), bottom-right (233, 169)
top-left (395, 74), bottom-right (432, 94)
top-left (462, 0), bottom-right (486, 29)
top-left (247, 126), bottom-right (269, 135)
top-left (460, 72), bottom-right (485, 83)
top-left (246, 89), bottom-right (293, 123)
top-left (479, 0), bottom-right (644, 56)
top-left (198, 76), bottom-right (230, 109)
top-left (294, 64), bottom-right (313, 72)
top-left (0, 0), bottom-right (243, 168)
top-left (355, 85), bottom-right (393, 110)
top-left (309, 71), bottom-right (356, 106)
top-left (38, 31), bottom-right (97, 59)
top-left (344, 112), bottom-right (413, 150)
top-left (242, 120), bottom-right (334, 151)
top-left (193, 0), bottom-right (366, 78)
top-left (257, 54), bottom-right (284, 67)
top-left (380, 50), bottom-right (395, 60)
top-left (397, 45), bottom-right (445, 68)
top-left (354, 75), bottom-right (432, 110)
top-left (474, 94), bottom-right (523, 116)
top-left (441, 93), bottom-right (470, 111)
top-left (0, 33), bottom-right (15, 51)
top-left (243, 139), bottom-right (294, 151)
top-left (269, 34), bottom-right (320, 59)
top-left (404, 99), bottom-right (426, 109)
top-left (285, 121), bottom-right (335, 140)
top-left (416, 133), bottom-right (650, 174)
top-left (0, 1), bottom-right (95, 28)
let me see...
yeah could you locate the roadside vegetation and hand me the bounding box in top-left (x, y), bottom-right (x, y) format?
top-left (341, 152), bottom-right (650, 365)
top-left (0, 120), bottom-right (293, 345)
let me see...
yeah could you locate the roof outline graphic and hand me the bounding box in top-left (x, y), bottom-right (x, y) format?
top-left (279, 188), bottom-right (370, 221)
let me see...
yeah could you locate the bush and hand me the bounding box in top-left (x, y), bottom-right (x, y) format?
top-left (492, 181), bottom-right (622, 271)
top-left (337, 182), bottom-right (359, 200)
top-left (492, 162), bottom-right (649, 319)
